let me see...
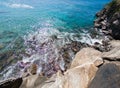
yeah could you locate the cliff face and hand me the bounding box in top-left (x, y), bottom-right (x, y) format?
top-left (94, 0), bottom-right (120, 39)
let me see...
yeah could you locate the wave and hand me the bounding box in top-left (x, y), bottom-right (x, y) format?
top-left (0, 26), bottom-right (103, 80)
top-left (1, 2), bottom-right (34, 9)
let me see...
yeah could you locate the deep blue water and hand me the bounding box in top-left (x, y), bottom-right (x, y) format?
top-left (0, 0), bottom-right (111, 80)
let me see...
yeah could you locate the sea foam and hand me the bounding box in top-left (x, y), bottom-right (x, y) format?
top-left (0, 26), bottom-right (103, 80)
top-left (1, 2), bottom-right (34, 9)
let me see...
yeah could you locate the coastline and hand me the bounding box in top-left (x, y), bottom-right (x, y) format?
top-left (1, 0), bottom-right (120, 88)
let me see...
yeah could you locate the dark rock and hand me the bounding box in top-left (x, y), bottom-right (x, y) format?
top-left (94, 0), bottom-right (120, 40)
top-left (93, 40), bottom-right (111, 52)
top-left (88, 63), bottom-right (120, 88)
top-left (0, 78), bottom-right (22, 88)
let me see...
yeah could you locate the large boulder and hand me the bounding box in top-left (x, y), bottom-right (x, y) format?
top-left (88, 63), bottom-right (120, 88)
top-left (70, 48), bottom-right (103, 68)
top-left (0, 78), bottom-right (22, 88)
top-left (42, 63), bottom-right (98, 88)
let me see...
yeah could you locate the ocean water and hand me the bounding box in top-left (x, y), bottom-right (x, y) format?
top-left (0, 0), bottom-right (110, 80)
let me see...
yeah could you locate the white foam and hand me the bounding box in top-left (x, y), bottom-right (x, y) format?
top-left (1, 2), bottom-right (34, 9)
top-left (0, 21), bottom-right (103, 80)
top-left (80, 33), bottom-right (102, 45)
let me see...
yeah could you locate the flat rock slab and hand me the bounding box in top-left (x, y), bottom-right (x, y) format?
top-left (88, 63), bottom-right (120, 88)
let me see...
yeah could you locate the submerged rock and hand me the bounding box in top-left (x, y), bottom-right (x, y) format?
top-left (22, 63), bottom-right (38, 78)
top-left (88, 63), bottom-right (120, 88)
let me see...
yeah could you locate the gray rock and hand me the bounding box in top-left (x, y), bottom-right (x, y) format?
top-left (88, 63), bottom-right (120, 88)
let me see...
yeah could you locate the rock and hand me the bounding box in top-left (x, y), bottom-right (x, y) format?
top-left (0, 44), bottom-right (4, 49)
top-left (94, 44), bottom-right (109, 52)
top-left (96, 9), bottom-right (105, 17)
top-left (20, 48), bottom-right (102, 88)
top-left (42, 63), bottom-right (98, 88)
top-left (70, 48), bottom-right (103, 68)
top-left (109, 40), bottom-right (120, 48)
top-left (104, 60), bottom-right (120, 68)
top-left (94, 0), bottom-right (120, 40)
top-left (0, 78), bottom-right (22, 88)
top-left (63, 63), bottom-right (98, 88)
top-left (113, 20), bottom-right (119, 25)
top-left (22, 63), bottom-right (38, 77)
top-left (20, 75), bottom-right (47, 88)
top-left (101, 21), bottom-right (106, 26)
top-left (102, 30), bottom-right (111, 34)
top-left (94, 23), bottom-right (101, 28)
top-left (102, 47), bottom-right (120, 60)
top-left (101, 25), bottom-right (106, 30)
top-left (88, 63), bottom-right (120, 88)
top-left (29, 64), bottom-right (38, 75)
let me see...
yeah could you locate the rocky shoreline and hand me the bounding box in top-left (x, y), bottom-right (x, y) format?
top-left (1, 0), bottom-right (120, 88)
top-left (1, 40), bottom-right (120, 88)
top-left (94, 0), bottom-right (120, 40)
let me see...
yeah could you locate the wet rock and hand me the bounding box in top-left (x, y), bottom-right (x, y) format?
top-left (29, 64), bottom-right (38, 75)
top-left (92, 38), bottom-right (112, 52)
top-left (96, 9), bottom-right (106, 17)
top-left (22, 63), bottom-right (38, 77)
top-left (0, 78), bottom-right (22, 88)
top-left (70, 48), bottom-right (103, 68)
top-left (0, 51), bottom-right (15, 72)
top-left (41, 61), bottom-right (61, 77)
top-left (88, 63), bottom-right (120, 88)
top-left (0, 44), bottom-right (4, 49)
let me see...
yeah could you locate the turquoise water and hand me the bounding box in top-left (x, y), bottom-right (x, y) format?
top-left (0, 0), bottom-right (110, 46)
top-left (0, 0), bottom-right (111, 80)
